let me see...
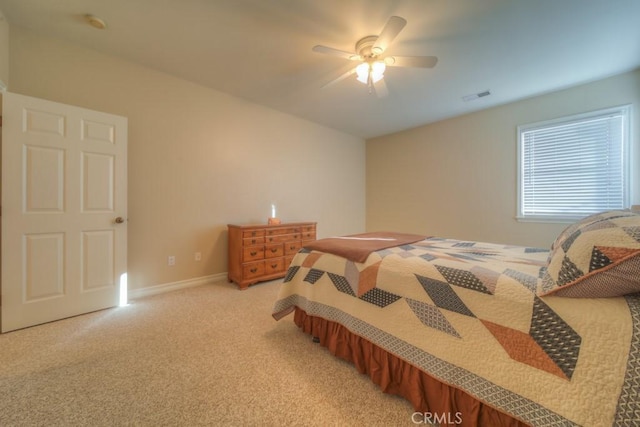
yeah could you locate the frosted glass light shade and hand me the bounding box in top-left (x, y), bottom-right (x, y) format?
top-left (356, 63), bottom-right (369, 84)
top-left (371, 61), bottom-right (386, 83)
top-left (355, 61), bottom-right (386, 85)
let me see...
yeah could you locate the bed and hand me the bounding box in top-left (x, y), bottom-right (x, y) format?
top-left (272, 210), bottom-right (640, 426)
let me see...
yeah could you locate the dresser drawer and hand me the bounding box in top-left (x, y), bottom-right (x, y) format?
top-left (301, 224), bottom-right (315, 233)
top-left (243, 261), bottom-right (265, 279)
top-left (285, 226), bottom-right (303, 234)
top-left (242, 229), bottom-right (265, 239)
top-left (266, 233), bottom-right (300, 244)
top-left (243, 246), bottom-right (264, 262)
top-left (243, 236), bottom-right (264, 246)
top-left (301, 230), bottom-right (315, 240)
top-left (265, 243), bottom-right (284, 258)
top-left (265, 227), bottom-right (288, 236)
top-left (284, 241), bottom-right (302, 255)
top-left (265, 258), bottom-right (285, 274)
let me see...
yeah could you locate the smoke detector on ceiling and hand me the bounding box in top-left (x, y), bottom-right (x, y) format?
top-left (85, 14), bottom-right (107, 30)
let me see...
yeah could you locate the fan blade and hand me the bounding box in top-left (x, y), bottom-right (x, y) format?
top-left (312, 45), bottom-right (360, 61)
top-left (321, 67), bottom-right (357, 88)
top-left (386, 56), bottom-right (438, 68)
top-left (372, 16), bottom-right (407, 54)
top-left (373, 78), bottom-right (388, 98)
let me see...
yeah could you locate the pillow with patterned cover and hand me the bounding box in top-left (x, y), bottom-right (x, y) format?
top-left (539, 209), bottom-right (640, 297)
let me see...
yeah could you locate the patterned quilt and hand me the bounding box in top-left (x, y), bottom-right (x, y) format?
top-left (272, 237), bottom-right (640, 426)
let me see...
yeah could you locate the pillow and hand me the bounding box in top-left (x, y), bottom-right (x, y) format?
top-left (539, 209), bottom-right (640, 297)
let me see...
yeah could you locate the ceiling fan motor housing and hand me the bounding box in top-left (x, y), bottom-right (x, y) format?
top-left (355, 35), bottom-right (380, 58)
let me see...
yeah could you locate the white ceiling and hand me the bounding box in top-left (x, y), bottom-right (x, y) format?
top-left (1, 0), bottom-right (639, 139)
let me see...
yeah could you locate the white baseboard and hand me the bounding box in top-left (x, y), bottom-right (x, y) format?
top-left (128, 272), bottom-right (228, 300)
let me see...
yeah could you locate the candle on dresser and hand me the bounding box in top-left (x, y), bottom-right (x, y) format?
top-left (268, 204), bottom-right (281, 225)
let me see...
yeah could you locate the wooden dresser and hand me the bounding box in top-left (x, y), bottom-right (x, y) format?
top-left (227, 222), bottom-right (316, 289)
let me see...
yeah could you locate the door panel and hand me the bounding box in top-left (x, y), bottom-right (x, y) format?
top-left (1, 92), bottom-right (128, 332)
top-left (82, 119), bottom-right (115, 144)
top-left (25, 146), bottom-right (65, 212)
top-left (24, 232), bottom-right (65, 301)
top-left (82, 230), bottom-right (115, 291)
top-left (82, 152), bottom-right (114, 212)
top-left (24, 107), bottom-right (65, 136)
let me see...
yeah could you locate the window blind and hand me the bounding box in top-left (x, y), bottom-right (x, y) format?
top-left (518, 107), bottom-right (629, 221)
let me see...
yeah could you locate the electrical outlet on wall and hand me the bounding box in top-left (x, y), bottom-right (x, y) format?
top-left (194, 252), bottom-right (202, 261)
top-left (168, 255), bottom-right (175, 266)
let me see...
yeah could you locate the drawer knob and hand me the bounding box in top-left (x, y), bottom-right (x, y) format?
top-left (250, 251), bottom-right (257, 256)
top-left (250, 268), bottom-right (258, 273)
top-left (271, 263), bottom-right (278, 268)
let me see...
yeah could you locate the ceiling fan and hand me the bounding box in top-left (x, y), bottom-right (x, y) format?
top-left (312, 16), bottom-right (438, 97)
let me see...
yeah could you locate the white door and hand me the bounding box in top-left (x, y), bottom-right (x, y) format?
top-left (1, 92), bottom-right (127, 332)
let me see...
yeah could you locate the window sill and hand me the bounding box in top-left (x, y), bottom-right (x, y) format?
top-left (515, 216), bottom-right (580, 224)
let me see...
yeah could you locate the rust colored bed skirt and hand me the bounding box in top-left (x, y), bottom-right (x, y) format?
top-left (293, 308), bottom-right (528, 427)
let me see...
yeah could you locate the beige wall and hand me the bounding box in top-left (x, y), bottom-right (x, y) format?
top-left (367, 69), bottom-right (640, 248)
top-left (0, 9), bottom-right (7, 87)
top-left (7, 26), bottom-right (365, 290)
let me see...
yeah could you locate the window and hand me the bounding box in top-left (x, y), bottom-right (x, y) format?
top-left (517, 105), bottom-right (631, 222)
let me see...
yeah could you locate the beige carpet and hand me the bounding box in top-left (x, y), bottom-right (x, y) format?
top-left (0, 279), bottom-right (415, 426)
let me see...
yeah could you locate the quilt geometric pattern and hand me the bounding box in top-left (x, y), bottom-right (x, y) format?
top-left (529, 296), bottom-right (581, 379)
top-left (288, 237), bottom-right (581, 380)
top-left (283, 265), bottom-right (300, 283)
top-left (615, 294), bottom-right (640, 424)
top-left (327, 272), bottom-right (355, 296)
top-left (415, 274), bottom-right (476, 317)
top-left (303, 268), bottom-right (324, 284)
top-left (541, 209), bottom-right (640, 297)
top-left (434, 265), bottom-right (493, 294)
top-left (406, 297), bottom-right (461, 338)
top-left (360, 288), bottom-right (402, 307)
top-left (503, 268), bottom-right (538, 292)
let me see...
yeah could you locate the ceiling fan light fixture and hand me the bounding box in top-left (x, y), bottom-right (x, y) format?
top-left (312, 15), bottom-right (438, 93)
top-left (356, 63), bottom-right (369, 84)
top-left (371, 61), bottom-right (386, 82)
top-left (356, 61), bottom-right (386, 85)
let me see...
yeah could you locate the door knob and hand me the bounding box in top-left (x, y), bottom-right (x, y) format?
top-left (114, 217), bottom-right (125, 224)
